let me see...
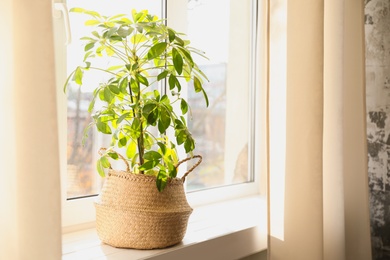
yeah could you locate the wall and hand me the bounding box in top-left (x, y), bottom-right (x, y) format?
top-left (365, 0), bottom-right (390, 259)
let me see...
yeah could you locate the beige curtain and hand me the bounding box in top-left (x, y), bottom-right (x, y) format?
top-left (0, 0), bottom-right (62, 259)
top-left (267, 0), bottom-right (372, 259)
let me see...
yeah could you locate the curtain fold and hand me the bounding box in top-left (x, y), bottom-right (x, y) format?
top-left (0, 0), bottom-right (62, 259)
top-left (267, 0), bottom-right (372, 259)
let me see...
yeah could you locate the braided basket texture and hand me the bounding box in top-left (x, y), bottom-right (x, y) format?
top-left (95, 170), bottom-right (193, 249)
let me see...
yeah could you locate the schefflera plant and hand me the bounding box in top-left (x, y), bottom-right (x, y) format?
top-left (64, 8), bottom-right (209, 191)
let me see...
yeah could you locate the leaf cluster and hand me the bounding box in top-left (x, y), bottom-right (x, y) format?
top-left (64, 8), bottom-right (209, 191)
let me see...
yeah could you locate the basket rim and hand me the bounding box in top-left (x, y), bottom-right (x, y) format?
top-left (107, 170), bottom-right (185, 185)
top-left (95, 201), bottom-right (193, 214)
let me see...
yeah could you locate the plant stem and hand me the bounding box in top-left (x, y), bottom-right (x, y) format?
top-left (128, 79), bottom-right (145, 173)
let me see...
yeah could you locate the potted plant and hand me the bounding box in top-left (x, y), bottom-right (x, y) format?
top-left (64, 8), bottom-right (209, 249)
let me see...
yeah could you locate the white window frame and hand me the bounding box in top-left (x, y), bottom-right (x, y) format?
top-left (53, 0), bottom-right (262, 230)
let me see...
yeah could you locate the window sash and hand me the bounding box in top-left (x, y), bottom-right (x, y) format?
top-left (54, 0), bottom-right (261, 228)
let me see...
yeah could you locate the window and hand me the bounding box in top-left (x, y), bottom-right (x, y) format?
top-left (53, 0), bottom-right (260, 227)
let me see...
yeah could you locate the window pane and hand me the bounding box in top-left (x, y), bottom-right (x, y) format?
top-left (184, 0), bottom-right (255, 191)
top-left (66, 0), bottom-right (162, 199)
top-left (64, 0), bottom-right (256, 198)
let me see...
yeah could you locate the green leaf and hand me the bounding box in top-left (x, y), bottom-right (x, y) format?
top-left (117, 112), bottom-right (130, 124)
top-left (96, 121), bottom-right (112, 134)
top-left (167, 162), bottom-right (177, 178)
top-left (110, 35), bottom-right (122, 42)
top-left (174, 118), bottom-right (185, 129)
top-left (172, 48), bottom-right (183, 75)
top-left (131, 34), bottom-right (147, 44)
top-left (103, 87), bottom-right (113, 103)
top-left (157, 70), bottom-right (169, 81)
top-left (177, 46), bottom-right (194, 67)
top-left (84, 10), bottom-right (101, 18)
top-left (130, 118), bottom-right (141, 139)
top-left (136, 74), bottom-right (149, 86)
top-left (74, 67), bottom-right (83, 85)
top-left (168, 74), bottom-right (177, 90)
top-left (202, 88), bottom-right (209, 107)
top-left (69, 7), bottom-right (86, 13)
top-left (91, 31), bottom-right (100, 38)
top-left (157, 142), bottom-right (167, 155)
top-left (108, 13), bottom-right (127, 21)
top-left (84, 42), bottom-right (95, 52)
top-left (119, 77), bottom-right (129, 93)
top-left (100, 156), bottom-right (111, 168)
top-left (194, 76), bottom-right (202, 93)
top-left (107, 152), bottom-right (119, 160)
top-left (130, 78), bottom-right (140, 93)
top-left (83, 51), bottom-right (92, 62)
top-left (158, 108), bottom-right (171, 134)
top-left (153, 90), bottom-right (160, 101)
top-left (117, 26), bottom-right (134, 37)
top-left (105, 46), bottom-right (115, 56)
top-left (96, 159), bottom-right (105, 177)
top-left (176, 130), bottom-right (187, 145)
top-left (147, 42), bottom-right (168, 60)
top-left (85, 19), bottom-right (100, 26)
top-left (156, 170), bottom-right (168, 192)
top-left (139, 160), bottom-right (158, 171)
top-left (96, 45), bottom-right (105, 56)
top-left (126, 141), bottom-right (137, 160)
top-left (174, 36), bottom-right (185, 46)
top-left (147, 109), bottom-right (159, 126)
top-left (118, 132), bottom-right (128, 148)
top-left (108, 84), bottom-right (120, 94)
top-left (144, 151), bottom-right (162, 161)
top-left (184, 135), bottom-right (195, 153)
top-left (168, 28), bottom-right (176, 42)
top-left (180, 99), bottom-right (188, 114)
top-left (143, 103), bottom-right (157, 117)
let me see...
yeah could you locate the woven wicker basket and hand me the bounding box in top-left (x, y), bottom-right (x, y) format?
top-left (95, 154), bottom-right (202, 249)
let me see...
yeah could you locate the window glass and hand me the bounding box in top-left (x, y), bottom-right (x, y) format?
top-left (65, 0), bottom-right (256, 199)
top-left (184, 0), bottom-right (254, 191)
top-left (66, 0), bottom-right (162, 199)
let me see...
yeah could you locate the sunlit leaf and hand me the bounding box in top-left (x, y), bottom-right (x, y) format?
top-left (147, 42), bottom-right (168, 60)
top-left (139, 160), bottom-right (158, 171)
top-left (136, 74), bottom-right (149, 86)
top-left (85, 20), bottom-right (100, 26)
top-left (194, 76), bottom-right (202, 93)
top-left (144, 151), bottom-right (162, 161)
top-left (84, 42), bottom-right (95, 52)
top-left (180, 99), bottom-right (188, 114)
top-left (126, 140), bottom-right (137, 160)
top-left (74, 67), bottom-right (83, 85)
top-left (117, 26), bottom-right (134, 37)
top-left (96, 121), bottom-right (112, 134)
top-left (117, 112), bottom-right (130, 124)
top-left (131, 34), bottom-right (147, 44)
top-left (96, 159), bottom-right (105, 177)
top-left (107, 152), bottom-right (119, 160)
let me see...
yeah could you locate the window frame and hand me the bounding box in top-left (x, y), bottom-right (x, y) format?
top-left (54, 0), bottom-right (262, 229)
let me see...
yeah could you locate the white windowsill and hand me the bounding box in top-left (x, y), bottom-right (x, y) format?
top-left (62, 195), bottom-right (267, 260)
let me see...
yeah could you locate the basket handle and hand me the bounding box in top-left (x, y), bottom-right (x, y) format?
top-left (177, 155), bottom-right (202, 183)
top-left (98, 148), bottom-right (130, 172)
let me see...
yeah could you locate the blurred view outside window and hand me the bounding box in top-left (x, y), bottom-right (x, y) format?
top-left (66, 0), bottom-right (255, 199)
